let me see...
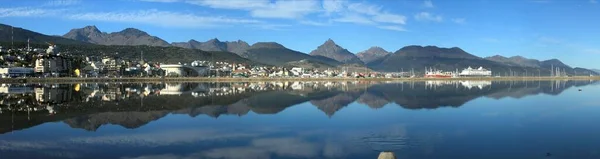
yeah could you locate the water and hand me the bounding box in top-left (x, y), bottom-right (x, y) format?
top-left (0, 80), bottom-right (599, 159)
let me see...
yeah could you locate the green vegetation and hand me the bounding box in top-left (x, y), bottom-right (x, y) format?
top-left (0, 42), bottom-right (261, 65)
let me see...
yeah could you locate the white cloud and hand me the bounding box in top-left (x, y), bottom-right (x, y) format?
top-left (139, 0), bottom-right (179, 2)
top-left (1, 0), bottom-right (409, 32)
top-left (423, 0), bottom-right (434, 8)
top-left (584, 49), bottom-right (600, 54)
top-left (346, 2), bottom-right (383, 15)
top-left (591, 0), bottom-right (598, 4)
top-left (45, 0), bottom-right (81, 6)
top-left (325, 1), bottom-right (407, 31)
top-left (0, 7), bottom-right (60, 17)
top-left (187, 0), bottom-right (406, 30)
top-left (372, 13), bottom-right (407, 25)
top-left (187, 0), bottom-right (320, 19)
top-left (333, 14), bottom-right (374, 25)
top-left (66, 9), bottom-right (260, 28)
top-left (481, 38), bottom-right (500, 43)
top-left (323, 0), bottom-right (345, 14)
top-left (186, 0), bottom-right (270, 10)
top-left (377, 25), bottom-right (407, 32)
top-left (452, 18), bottom-right (466, 24)
top-left (250, 24), bottom-right (292, 31)
top-left (414, 12), bottom-right (443, 22)
top-left (122, 137), bottom-right (320, 159)
top-left (299, 20), bottom-right (330, 26)
top-left (250, 0), bottom-right (321, 19)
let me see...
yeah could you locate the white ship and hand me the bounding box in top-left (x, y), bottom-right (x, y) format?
top-left (460, 80), bottom-right (492, 89)
top-left (459, 66), bottom-right (492, 77)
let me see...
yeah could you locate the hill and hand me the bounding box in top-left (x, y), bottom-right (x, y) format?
top-left (171, 38), bottom-right (250, 55)
top-left (369, 45), bottom-right (499, 72)
top-left (357, 46), bottom-right (391, 64)
top-left (63, 26), bottom-right (170, 47)
top-left (58, 44), bottom-right (256, 64)
top-left (309, 39), bottom-right (363, 64)
top-left (485, 55), bottom-right (541, 68)
top-left (0, 23), bottom-right (89, 46)
top-left (240, 42), bottom-right (341, 68)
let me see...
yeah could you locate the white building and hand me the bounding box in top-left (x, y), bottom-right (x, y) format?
top-left (46, 45), bottom-right (58, 54)
top-left (459, 66), bottom-right (492, 77)
top-left (290, 67), bottom-right (303, 76)
top-left (0, 67), bottom-right (34, 78)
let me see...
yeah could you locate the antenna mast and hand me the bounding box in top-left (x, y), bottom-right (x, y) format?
top-left (11, 26), bottom-right (14, 48)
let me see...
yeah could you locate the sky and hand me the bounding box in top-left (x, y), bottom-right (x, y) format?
top-left (1, 0), bottom-right (599, 69)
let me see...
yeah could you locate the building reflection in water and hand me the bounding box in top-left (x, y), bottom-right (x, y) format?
top-left (0, 80), bottom-right (596, 134)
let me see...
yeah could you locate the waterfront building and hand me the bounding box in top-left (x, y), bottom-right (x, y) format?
top-left (0, 67), bottom-right (34, 78)
top-left (34, 56), bottom-right (73, 76)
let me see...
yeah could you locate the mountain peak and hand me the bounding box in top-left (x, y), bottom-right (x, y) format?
top-left (509, 55), bottom-right (528, 60)
top-left (323, 38), bottom-right (338, 46)
top-left (250, 42), bottom-right (286, 49)
top-left (63, 26), bottom-right (169, 46)
top-left (541, 58), bottom-right (571, 69)
top-left (357, 46), bottom-right (391, 64)
top-left (489, 55), bottom-right (507, 59)
top-left (63, 25), bottom-right (106, 43)
top-left (485, 55), bottom-right (542, 68)
top-left (394, 45), bottom-right (479, 59)
top-left (82, 25), bottom-right (100, 33)
top-left (310, 39), bottom-right (363, 64)
top-left (207, 38), bottom-right (221, 43)
top-left (365, 46), bottom-right (388, 52)
top-left (118, 28), bottom-right (149, 36)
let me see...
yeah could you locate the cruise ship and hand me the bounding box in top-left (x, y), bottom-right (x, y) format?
top-left (459, 66), bottom-right (492, 77)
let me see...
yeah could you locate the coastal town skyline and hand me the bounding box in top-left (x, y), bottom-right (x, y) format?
top-left (1, 0), bottom-right (600, 68)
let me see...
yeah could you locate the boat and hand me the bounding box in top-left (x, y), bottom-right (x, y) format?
top-left (459, 66), bottom-right (492, 77)
top-left (424, 68), bottom-right (454, 78)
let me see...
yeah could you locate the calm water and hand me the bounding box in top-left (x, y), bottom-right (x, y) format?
top-left (0, 80), bottom-right (599, 159)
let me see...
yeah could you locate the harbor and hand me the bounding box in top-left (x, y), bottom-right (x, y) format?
top-left (1, 76), bottom-right (599, 84)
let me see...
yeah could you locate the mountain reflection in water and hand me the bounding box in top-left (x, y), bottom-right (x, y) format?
top-left (0, 80), bottom-right (598, 159)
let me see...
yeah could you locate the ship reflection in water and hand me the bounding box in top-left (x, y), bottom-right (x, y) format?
top-left (0, 80), bottom-right (599, 159)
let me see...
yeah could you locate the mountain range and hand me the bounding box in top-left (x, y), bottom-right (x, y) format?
top-left (171, 38), bottom-right (250, 55)
top-left (0, 23), bottom-right (598, 75)
top-left (63, 26), bottom-right (170, 46)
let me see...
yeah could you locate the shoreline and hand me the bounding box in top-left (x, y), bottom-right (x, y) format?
top-left (1, 76), bottom-right (598, 84)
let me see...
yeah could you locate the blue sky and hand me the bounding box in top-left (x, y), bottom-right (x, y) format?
top-left (1, 0), bottom-right (599, 69)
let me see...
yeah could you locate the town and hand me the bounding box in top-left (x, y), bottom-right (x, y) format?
top-left (0, 43), bottom-right (510, 79)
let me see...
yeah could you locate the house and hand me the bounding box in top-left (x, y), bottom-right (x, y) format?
top-left (290, 67), bottom-right (303, 76)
